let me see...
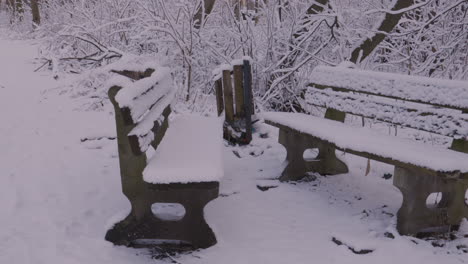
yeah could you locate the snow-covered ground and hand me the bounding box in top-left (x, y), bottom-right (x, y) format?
top-left (0, 36), bottom-right (467, 264)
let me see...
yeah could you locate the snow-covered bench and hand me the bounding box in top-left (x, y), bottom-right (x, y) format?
top-left (105, 66), bottom-right (223, 249)
top-left (264, 66), bottom-right (468, 236)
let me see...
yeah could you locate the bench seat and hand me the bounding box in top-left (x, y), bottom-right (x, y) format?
top-left (144, 115), bottom-right (224, 184)
top-left (263, 112), bottom-right (468, 175)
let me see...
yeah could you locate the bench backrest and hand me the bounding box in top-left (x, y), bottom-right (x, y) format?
top-left (306, 66), bottom-right (468, 153)
top-left (109, 67), bottom-right (175, 155)
top-left (108, 67), bottom-right (175, 189)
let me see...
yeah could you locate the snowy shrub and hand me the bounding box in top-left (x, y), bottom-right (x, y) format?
top-left (5, 0), bottom-right (467, 112)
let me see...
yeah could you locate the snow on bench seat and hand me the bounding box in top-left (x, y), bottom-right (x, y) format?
top-left (143, 115), bottom-right (224, 184)
top-left (309, 66), bottom-right (468, 110)
top-left (263, 112), bottom-right (468, 173)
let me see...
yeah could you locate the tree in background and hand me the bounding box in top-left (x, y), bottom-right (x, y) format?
top-left (31, 0), bottom-right (40, 28)
top-left (6, 0), bottom-right (467, 112)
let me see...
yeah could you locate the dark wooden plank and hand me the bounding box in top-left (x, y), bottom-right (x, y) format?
top-left (451, 139), bottom-right (468, 154)
top-left (150, 106), bottom-right (171, 150)
top-left (233, 65), bottom-right (244, 118)
top-left (215, 79), bottom-right (224, 117)
top-left (222, 70), bottom-right (235, 123)
top-left (243, 60), bottom-right (253, 143)
top-left (111, 68), bottom-right (155, 81)
top-left (324, 108), bottom-right (345, 122)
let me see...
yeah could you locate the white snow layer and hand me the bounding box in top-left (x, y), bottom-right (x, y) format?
top-left (143, 115), bottom-right (224, 184)
top-left (212, 56), bottom-right (253, 81)
top-left (115, 66), bottom-right (173, 123)
top-left (263, 112), bottom-right (468, 173)
top-left (108, 54), bottom-right (164, 73)
top-left (309, 66), bottom-right (468, 109)
top-left (110, 65), bottom-right (176, 152)
top-left (129, 87), bottom-right (176, 152)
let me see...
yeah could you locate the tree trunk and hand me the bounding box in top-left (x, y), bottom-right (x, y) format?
top-left (6, 0), bottom-right (14, 23)
top-left (349, 0), bottom-right (414, 63)
top-left (31, 0), bottom-right (41, 28)
top-left (15, 0), bottom-right (22, 14)
top-left (193, 0), bottom-right (217, 29)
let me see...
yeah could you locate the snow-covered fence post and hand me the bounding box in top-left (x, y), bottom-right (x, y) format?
top-left (214, 58), bottom-right (254, 145)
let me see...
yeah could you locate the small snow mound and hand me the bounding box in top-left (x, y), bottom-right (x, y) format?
top-left (336, 61), bottom-right (356, 68)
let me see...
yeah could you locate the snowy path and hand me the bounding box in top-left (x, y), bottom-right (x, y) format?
top-left (0, 39), bottom-right (147, 264)
top-left (0, 38), bottom-right (467, 264)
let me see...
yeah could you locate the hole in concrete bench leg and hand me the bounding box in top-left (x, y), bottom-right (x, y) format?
top-left (303, 148), bottom-right (319, 161)
top-left (152, 203), bottom-right (186, 221)
top-left (305, 143), bottom-right (348, 176)
top-left (393, 166), bottom-right (468, 236)
top-left (426, 192), bottom-right (443, 209)
top-left (465, 189), bottom-right (468, 206)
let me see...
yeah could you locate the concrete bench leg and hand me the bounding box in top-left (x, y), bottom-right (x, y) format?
top-left (278, 129), bottom-right (348, 181)
top-left (393, 166), bottom-right (468, 235)
top-left (278, 129), bottom-right (317, 181)
top-left (105, 182), bottom-right (219, 249)
top-left (306, 142), bottom-right (349, 176)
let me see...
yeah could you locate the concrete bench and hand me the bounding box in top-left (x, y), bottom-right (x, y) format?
top-left (264, 65), bottom-right (468, 236)
top-left (105, 66), bottom-right (223, 249)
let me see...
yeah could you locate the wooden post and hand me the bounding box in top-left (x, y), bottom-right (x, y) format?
top-left (243, 60), bottom-right (253, 143)
top-left (450, 109), bottom-right (468, 154)
top-left (215, 79), bottom-right (224, 117)
top-left (222, 70), bottom-right (234, 123)
top-left (233, 65), bottom-right (244, 118)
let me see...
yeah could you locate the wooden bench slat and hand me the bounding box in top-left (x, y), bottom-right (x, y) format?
top-left (233, 65), bottom-right (245, 117)
top-left (263, 112), bottom-right (468, 174)
top-left (309, 66), bottom-right (468, 111)
top-left (305, 88), bottom-right (468, 138)
top-left (222, 70), bottom-right (235, 123)
top-left (115, 67), bottom-right (173, 123)
top-left (127, 88), bottom-right (176, 153)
